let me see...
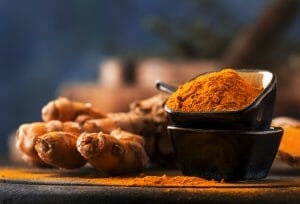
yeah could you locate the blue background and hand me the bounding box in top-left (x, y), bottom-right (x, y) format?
top-left (0, 0), bottom-right (299, 155)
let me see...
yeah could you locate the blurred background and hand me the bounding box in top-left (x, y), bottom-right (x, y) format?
top-left (0, 0), bottom-right (299, 161)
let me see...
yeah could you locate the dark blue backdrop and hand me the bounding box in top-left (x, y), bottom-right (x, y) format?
top-left (0, 0), bottom-right (299, 155)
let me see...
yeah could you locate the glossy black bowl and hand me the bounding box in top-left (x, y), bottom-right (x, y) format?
top-left (168, 126), bottom-right (283, 181)
top-left (158, 69), bottom-right (276, 130)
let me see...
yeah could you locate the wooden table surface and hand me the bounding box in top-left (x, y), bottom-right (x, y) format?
top-left (1, 162), bottom-right (300, 204)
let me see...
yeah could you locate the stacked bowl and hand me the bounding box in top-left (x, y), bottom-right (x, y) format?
top-left (157, 70), bottom-right (283, 181)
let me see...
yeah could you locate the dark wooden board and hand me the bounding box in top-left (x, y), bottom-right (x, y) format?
top-left (1, 182), bottom-right (300, 204)
top-left (1, 162), bottom-right (300, 204)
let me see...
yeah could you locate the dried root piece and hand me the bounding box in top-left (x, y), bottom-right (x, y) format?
top-left (110, 129), bottom-right (146, 147)
top-left (80, 94), bottom-right (168, 136)
top-left (16, 121), bottom-right (81, 167)
top-left (42, 97), bottom-right (106, 122)
top-left (129, 94), bottom-right (168, 122)
top-left (82, 118), bottom-right (117, 133)
top-left (35, 132), bottom-right (86, 169)
top-left (77, 130), bottom-right (149, 175)
top-left (272, 117), bottom-right (300, 128)
top-left (14, 94), bottom-right (172, 171)
top-left (272, 117), bottom-right (300, 168)
top-left (75, 114), bottom-right (95, 125)
top-left (80, 94), bottom-right (174, 167)
top-left (16, 122), bottom-right (50, 167)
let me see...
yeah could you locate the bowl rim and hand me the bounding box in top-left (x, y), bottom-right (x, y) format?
top-left (167, 126), bottom-right (283, 134)
top-left (164, 69), bottom-right (276, 115)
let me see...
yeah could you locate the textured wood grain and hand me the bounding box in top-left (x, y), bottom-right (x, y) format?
top-left (1, 165), bottom-right (300, 203)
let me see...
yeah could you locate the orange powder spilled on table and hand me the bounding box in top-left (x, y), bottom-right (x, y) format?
top-left (166, 69), bottom-right (263, 112)
top-left (0, 168), bottom-right (217, 187)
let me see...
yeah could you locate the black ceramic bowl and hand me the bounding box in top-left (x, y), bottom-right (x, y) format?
top-left (168, 126), bottom-right (283, 181)
top-left (158, 69), bottom-right (276, 130)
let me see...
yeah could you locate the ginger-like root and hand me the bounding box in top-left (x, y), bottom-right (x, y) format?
top-left (35, 132), bottom-right (86, 169)
top-left (42, 97), bottom-right (106, 122)
top-left (16, 122), bottom-right (51, 167)
top-left (77, 129), bottom-right (149, 175)
top-left (81, 115), bottom-right (164, 160)
top-left (272, 117), bottom-right (300, 128)
top-left (75, 114), bottom-right (95, 125)
top-left (15, 94), bottom-right (172, 171)
top-left (82, 118), bottom-right (117, 133)
top-left (82, 113), bottom-right (157, 136)
top-left (272, 117), bottom-right (300, 168)
top-left (79, 94), bottom-right (174, 167)
top-left (16, 120), bottom-right (81, 167)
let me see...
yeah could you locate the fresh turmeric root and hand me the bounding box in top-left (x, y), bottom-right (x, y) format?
top-left (16, 122), bottom-right (50, 167)
top-left (272, 117), bottom-right (300, 168)
top-left (83, 118), bottom-right (117, 133)
top-left (78, 94), bottom-right (173, 167)
top-left (77, 129), bottom-right (149, 175)
top-left (42, 97), bottom-right (106, 122)
top-left (35, 132), bottom-right (86, 169)
top-left (15, 112), bottom-right (151, 172)
top-left (15, 94), bottom-right (172, 173)
top-left (16, 120), bottom-right (84, 168)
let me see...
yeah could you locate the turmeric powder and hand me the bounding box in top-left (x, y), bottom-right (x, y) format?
top-left (0, 168), bottom-right (217, 187)
top-left (166, 69), bottom-right (263, 112)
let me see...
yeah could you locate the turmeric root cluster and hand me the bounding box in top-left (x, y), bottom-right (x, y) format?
top-left (15, 95), bottom-right (172, 175)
